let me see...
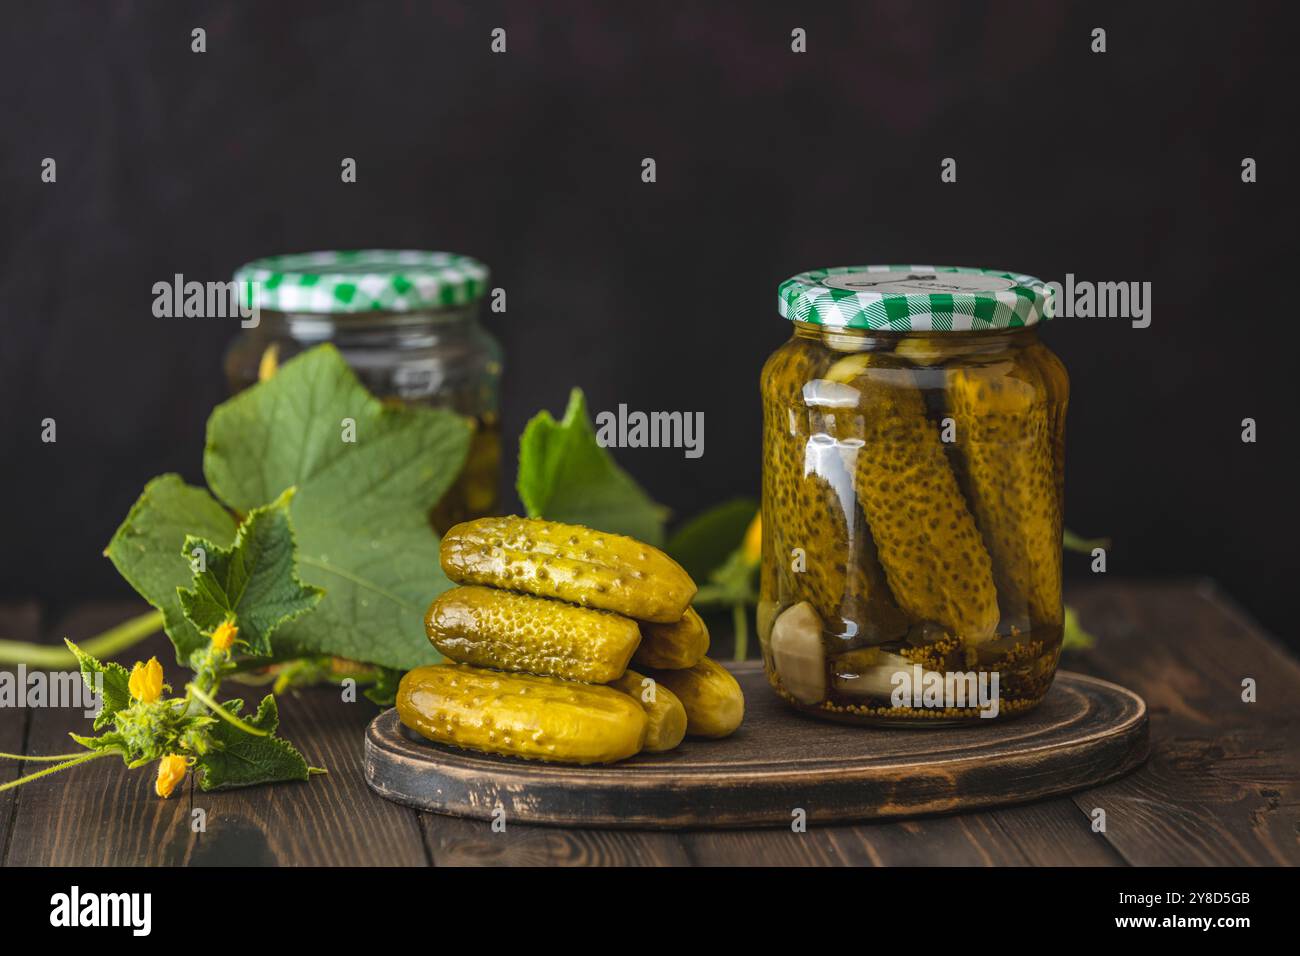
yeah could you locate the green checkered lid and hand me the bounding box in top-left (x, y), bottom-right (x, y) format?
top-left (234, 250), bottom-right (489, 313)
top-left (777, 265), bottom-right (1055, 331)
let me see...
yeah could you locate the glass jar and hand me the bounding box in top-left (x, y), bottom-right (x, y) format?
top-left (225, 250), bottom-right (502, 530)
top-left (758, 266), bottom-right (1067, 726)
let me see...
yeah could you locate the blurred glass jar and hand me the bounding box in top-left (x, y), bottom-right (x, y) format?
top-left (759, 266), bottom-right (1067, 725)
top-left (225, 250), bottom-right (502, 530)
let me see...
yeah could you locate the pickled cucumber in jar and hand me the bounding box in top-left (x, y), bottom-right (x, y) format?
top-left (761, 266), bottom-right (1067, 726)
top-left (760, 339), bottom-right (908, 651)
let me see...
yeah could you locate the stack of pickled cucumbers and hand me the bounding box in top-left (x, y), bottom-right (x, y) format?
top-left (396, 516), bottom-right (745, 764)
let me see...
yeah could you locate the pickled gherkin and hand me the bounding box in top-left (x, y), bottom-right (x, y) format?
top-left (425, 585), bottom-right (641, 683)
top-left (760, 340), bottom-right (907, 643)
top-left (645, 657), bottom-right (745, 738)
top-left (947, 363), bottom-right (1061, 629)
top-left (396, 663), bottom-right (647, 764)
top-left (1024, 342), bottom-right (1070, 511)
top-left (838, 352), bottom-right (1000, 643)
top-left (608, 668), bottom-right (688, 752)
top-left (634, 607), bottom-right (709, 670)
top-left (440, 516), bottom-right (696, 623)
top-left (756, 516), bottom-right (782, 645)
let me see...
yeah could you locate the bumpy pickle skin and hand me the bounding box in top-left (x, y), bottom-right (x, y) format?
top-left (644, 657), bottom-right (745, 738)
top-left (396, 664), bottom-right (647, 764)
top-left (947, 362), bottom-right (1062, 629)
top-left (608, 668), bottom-right (688, 752)
top-left (1023, 342), bottom-right (1069, 511)
top-left (756, 513), bottom-right (782, 646)
top-left (440, 516), bottom-right (696, 623)
top-left (425, 585), bottom-right (641, 683)
top-left (633, 607), bottom-right (709, 670)
top-left (760, 341), bottom-right (907, 643)
top-left (839, 352), bottom-right (1001, 643)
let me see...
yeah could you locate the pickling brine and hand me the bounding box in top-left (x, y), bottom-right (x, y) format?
top-left (759, 266), bottom-right (1067, 725)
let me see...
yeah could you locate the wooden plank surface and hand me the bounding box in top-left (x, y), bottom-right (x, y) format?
top-left (2, 602), bottom-right (428, 867)
top-left (421, 814), bottom-right (693, 866)
top-left (1064, 579), bottom-right (1300, 866)
top-left (5, 605), bottom-right (198, 866)
top-left (186, 681), bottom-right (428, 866)
top-left (0, 602), bottom-right (42, 862)
top-left (979, 800), bottom-right (1128, 866)
top-left (673, 798), bottom-right (1116, 866)
top-left (1, 581), bottom-right (1297, 866)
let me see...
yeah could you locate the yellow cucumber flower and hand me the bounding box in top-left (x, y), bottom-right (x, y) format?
top-left (128, 657), bottom-right (165, 703)
top-left (742, 512), bottom-right (762, 566)
top-left (155, 755), bottom-right (187, 799)
top-left (211, 620), bottom-right (239, 651)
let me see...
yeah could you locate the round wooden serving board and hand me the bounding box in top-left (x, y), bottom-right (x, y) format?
top-left (364, 664), bottom-right (1147, 829)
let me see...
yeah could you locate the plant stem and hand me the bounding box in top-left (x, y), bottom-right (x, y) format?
top-left (732, 603), bottom-right (749, 662)
top-left (0, 609), bottom-right (164, 667)
top-left (0, 748), bottom-right (118, 793)
top-left (186, 682), bottom-right (269, 736)
top-left (1063, 529), bottom-right (1112, 554)
top-left (0, 751), bottom-right (91, 761)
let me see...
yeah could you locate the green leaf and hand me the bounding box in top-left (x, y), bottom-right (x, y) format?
top-left (203, 345), bottom-right (471, 670)
top-left (363, 667), bottom-right (403, 707)
top-left (1062, 605), bottom-right (1096, 651)
top-left (105, 474), bottom-right (239, 665)
top-left (197, 695), bottom-right (309, 791)
top-left (516, 388), bottom-right (669, 545)
top-left (64, 639), bottom-right (133, 731)
top-left (666, 498), bottom-right (757, 582)
top-left (177, 488), bottom-right (323, 657)
top-left (69, 731), bottom-right (129, 756)
top-left (693, 549), bottom-right (759, 609)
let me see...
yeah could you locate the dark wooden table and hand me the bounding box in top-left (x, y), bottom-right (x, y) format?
top-left (2, 580), bottom-right (1297, 866)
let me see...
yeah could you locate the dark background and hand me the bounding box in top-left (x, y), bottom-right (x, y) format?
top-left (1, 2), bottom-right (1294, 644)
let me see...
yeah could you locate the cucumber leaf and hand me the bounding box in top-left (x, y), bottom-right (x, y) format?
top-left (517, 388), bottom-right (669, 545)
top-left (203, 345), bottom-right (471, 670)
top-left (178, 489), bottom-right (323, 658)
top-left (363, 667), bottom-right (404, 706)
top-left (105, 474), bottom-right (240, 665)
top-left (196, 695), bottom-right (310, 791)
top-left (65, 639), bottom-right (133, 731)
top-left (1062, 605), bottom-right (1096, 651)
top-left (666, 498), bottom-right (757, 582)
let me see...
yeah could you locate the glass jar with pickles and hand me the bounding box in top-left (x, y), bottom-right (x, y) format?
top-left (758, 266), bottom-right (1067, 725)
top-left (225, 250), bottom-right (503, 530)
